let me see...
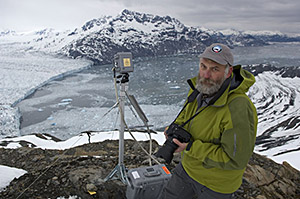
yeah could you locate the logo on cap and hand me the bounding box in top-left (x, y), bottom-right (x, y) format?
top-left (212, 45), bottom-right (222, 53)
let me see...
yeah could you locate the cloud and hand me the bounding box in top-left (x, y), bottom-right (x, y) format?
top-left (118, 0), bottom-right (300, 34)
top-left (0, 0), bottom-right (299, 34)
top-left (0, 0), bottom-right (123, 31)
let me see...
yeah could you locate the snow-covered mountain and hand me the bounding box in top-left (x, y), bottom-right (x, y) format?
top-left (59, 9), bottom-right (268, 64)
top-left (219, 28), bottom-right (300, 43)
top-left (242, 64), bottom-right (300, 163)
top-left (2, 9), bottom-right (299, 65)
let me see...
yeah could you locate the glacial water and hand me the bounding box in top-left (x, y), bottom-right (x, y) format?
top-left (17, 43), bottom-right (300, 139)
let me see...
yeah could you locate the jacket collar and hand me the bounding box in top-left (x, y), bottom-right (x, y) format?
top-left (188, 65), bottom-right (255, 107)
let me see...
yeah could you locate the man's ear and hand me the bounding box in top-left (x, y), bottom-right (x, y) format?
top-left (226, 67), bottom-right (233, 78)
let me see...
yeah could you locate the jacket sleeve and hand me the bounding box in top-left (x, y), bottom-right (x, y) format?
top-left (174, 103), bottom-right (187, 126)
top-left (184, 96), bottom-right (257, 170)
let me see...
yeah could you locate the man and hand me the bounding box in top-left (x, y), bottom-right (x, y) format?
top-left (160, 43), bottom-right (258, 198)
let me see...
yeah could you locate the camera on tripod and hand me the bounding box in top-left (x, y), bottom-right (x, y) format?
top-left (107, 51), bottom-right (173, 199)
top-left (113, 52), bottom-right (134, 74)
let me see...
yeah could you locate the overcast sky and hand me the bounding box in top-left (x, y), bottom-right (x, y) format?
top-left (0, 0), bottom-right (299, 35)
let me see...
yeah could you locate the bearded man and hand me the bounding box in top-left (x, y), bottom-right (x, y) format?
top-left (160, 43), bottom-right (258, 199)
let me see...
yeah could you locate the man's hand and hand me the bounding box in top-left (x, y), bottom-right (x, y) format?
top-left (173, 138), bottom-right (188, 153)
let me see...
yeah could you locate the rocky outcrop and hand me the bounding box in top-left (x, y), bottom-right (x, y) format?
top-left (243, 153), bottom-right (300, 199)
top-left (0, 139), bottom-right (299, 199)
top-left (244, 64), bottom-right (300, 78)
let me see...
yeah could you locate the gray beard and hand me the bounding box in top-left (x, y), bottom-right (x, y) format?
top-left (195, 76), bottom-right (226, 96)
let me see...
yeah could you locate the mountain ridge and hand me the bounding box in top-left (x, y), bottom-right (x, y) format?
top-left (1, 9), bottom-right (300, 65)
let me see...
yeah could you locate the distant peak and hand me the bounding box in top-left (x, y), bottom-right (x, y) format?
top-left (120, 9), bottom-right (153, 19)
top-left (0, 29), bottom-right (17, 36)
top-left (118, 9), bottom-right (182, 26)
top-left (34, 28), bottom-right (55, 35)
top-left (81, 16), bottom-right (112, 31)
top-left (121, 9), bottom-right (148, 16)
top-left (121, 9), bottom-right (135, 15)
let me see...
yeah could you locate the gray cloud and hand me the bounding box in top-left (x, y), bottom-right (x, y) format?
top-left (120, 0), bottom-right (300, 34)
top-left (0, 0), bottom-right (299, 35)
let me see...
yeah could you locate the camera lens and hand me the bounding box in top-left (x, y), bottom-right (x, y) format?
top-left (155, 123), bottom-right (191, 163)
top-left (154, 138), bottom-right (178, 164)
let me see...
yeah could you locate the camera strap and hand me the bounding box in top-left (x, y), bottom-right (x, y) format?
top-left (172, 80), bottom-right (199, 123)
top-left (174, 77), bottom-right (231, 128)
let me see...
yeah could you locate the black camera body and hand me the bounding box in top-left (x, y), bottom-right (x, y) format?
top-left (155, 123), bottom-right (191, 164)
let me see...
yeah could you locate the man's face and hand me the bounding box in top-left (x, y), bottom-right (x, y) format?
top-left (196, 58), bottom-right (232, 96)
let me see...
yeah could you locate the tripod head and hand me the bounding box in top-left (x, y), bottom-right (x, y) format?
top-left (115, 73), bottom-right (130, 84)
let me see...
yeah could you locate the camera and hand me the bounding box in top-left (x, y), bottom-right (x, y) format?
top-left (155, 123), bottom-right (191, 164)
top-left (113, 52), bottom-right (133, 74)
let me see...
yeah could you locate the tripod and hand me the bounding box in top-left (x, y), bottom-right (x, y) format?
top-left (103, 73), bottom-right (151, 185)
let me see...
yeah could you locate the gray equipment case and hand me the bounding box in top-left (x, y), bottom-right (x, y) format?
top-left (126, 164), bottom-right (172, 199)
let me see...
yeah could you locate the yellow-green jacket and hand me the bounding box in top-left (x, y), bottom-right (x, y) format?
top-left (177, 65), bottom-right (258, 194)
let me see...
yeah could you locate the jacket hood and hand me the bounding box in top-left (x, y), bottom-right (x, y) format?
top-left (189, 65), bottom-right (255, 107)
top-left (229, 65), bottom-right (255, 94)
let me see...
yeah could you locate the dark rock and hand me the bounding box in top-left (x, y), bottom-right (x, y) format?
top-left (0, 139), bottom-right (299, 199)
